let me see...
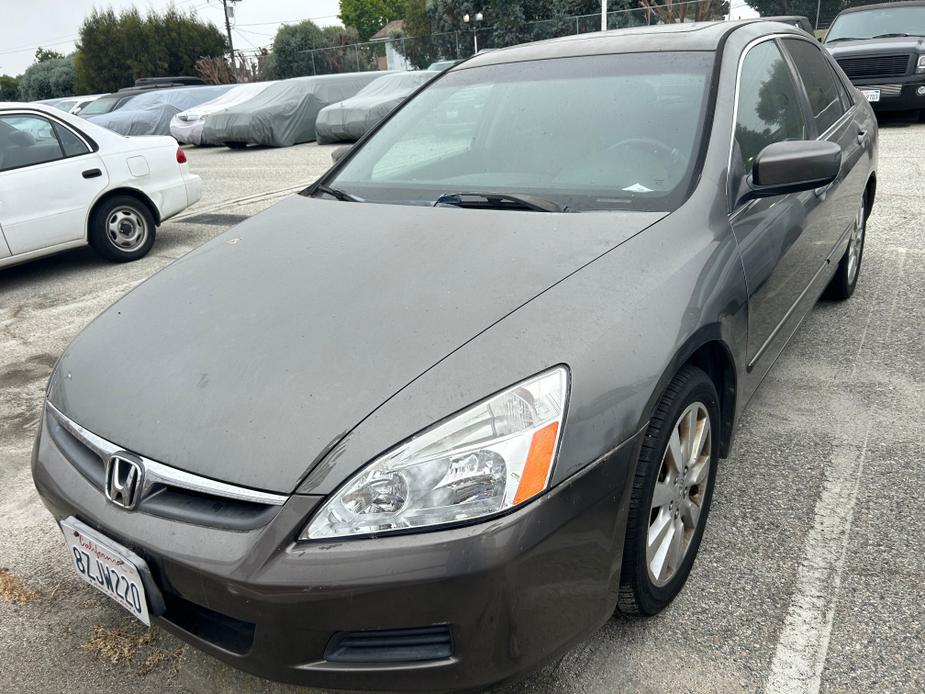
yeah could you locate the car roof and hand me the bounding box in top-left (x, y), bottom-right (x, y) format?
top-left (463, 19), bottom-right (806, 68)
top-left (835, 0), bottom-right (925, 14)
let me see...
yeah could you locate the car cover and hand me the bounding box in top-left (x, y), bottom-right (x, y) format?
top-left (169, 82), bottom-right (276, 145)
top-left (85, 85), bottom-right (232, 136)
top-left (201, 72), bottom-right (392, 148)
top-left (315, 71), bottom-right (438, 144)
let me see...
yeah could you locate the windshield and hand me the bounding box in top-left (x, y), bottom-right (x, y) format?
top-left (329, 52), bottom-right (714, 212)
top-left (79, 95), bottom-right (125, 116)
top-left (826, 6), bottom-right (925, 41)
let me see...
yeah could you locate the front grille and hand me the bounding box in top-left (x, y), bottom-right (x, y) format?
top-left (836, 54), bottom-right (911, 79)
top-left (45, 404), bottom-right (285, 531)
top-left (325, 625), bottom-right (454, 663)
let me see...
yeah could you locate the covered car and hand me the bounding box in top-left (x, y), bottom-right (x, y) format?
top-left (201, 72), bottom-right (390, 148)
top-left (169, 82), bottom-right (276, 145)
top-left (315, 71), bottom-right (438, 144)
top-left (85, 85), bottom-right (232, 136)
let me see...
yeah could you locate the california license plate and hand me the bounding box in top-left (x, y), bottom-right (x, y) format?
top-left (862, 89), bottom-right (880, 102)
top-left (60, 517), bottom-right (151, 625)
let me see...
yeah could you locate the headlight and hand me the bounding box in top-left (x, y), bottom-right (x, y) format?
top-left (302, 367), bottom-right (569, 540)
top-left (917, 55), bottom-right (925, 73)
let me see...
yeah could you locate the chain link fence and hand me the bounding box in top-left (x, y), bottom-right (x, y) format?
top-left (293, 1), bottom-right (721, 75)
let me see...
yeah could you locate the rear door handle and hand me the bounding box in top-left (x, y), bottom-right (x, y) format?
top-left (857, 129), bottom-right (866, 145)
top-left (82, 168), bottom-right (101, 179)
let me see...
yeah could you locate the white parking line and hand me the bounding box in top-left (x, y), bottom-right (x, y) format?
top-left (765, 427), bottom-right (871, 693)
top-left (767, 248), bottom-right (906, 693)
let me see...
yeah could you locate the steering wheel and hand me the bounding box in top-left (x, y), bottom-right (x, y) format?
top-left (605, 138), bottom-right (688, 169)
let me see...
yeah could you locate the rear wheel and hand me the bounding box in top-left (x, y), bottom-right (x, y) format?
top-left (824, 195), bottom-right (866, 300)
top-left (617, 366), bottom-right (719, 616)
top-left (88, 196), bottom-right (156, 262)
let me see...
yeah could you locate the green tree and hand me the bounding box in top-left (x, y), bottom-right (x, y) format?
top-left (75, 7), bottom-right (226, 93)
top-left (18, 55), bottom-right (77, 100)
top-left (34, 47), bottom-right (66, 63)
top-left (339, 0), bottom-right (407, 41)
top-left (268, 20), bottom-right (369, 77)
top-left (0, 75), bottom-right (20, 101)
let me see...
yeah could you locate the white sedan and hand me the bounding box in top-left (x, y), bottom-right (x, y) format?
top-left (0, 102), bottom-right (201, 268)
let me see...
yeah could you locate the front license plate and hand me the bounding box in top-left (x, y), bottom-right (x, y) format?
top-left (60, 517), bottom-right (151, 626)
top-left (862, 89), bottom-right (880, 102)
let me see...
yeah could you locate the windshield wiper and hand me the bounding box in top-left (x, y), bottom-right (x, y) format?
top-left (871, 32), bottom-right (916, 38)
top-left (314, 184), bottom-right (360, 202)
top-left (434, 192), bottom-right (567, 213)
top-left (825, 37), bottom-right (865, 43)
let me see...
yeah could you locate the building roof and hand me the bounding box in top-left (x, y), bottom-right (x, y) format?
top-left (370, 20), bottom-right (404, 41)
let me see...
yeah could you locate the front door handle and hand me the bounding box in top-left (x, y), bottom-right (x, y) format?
top-left (82, 168), bottom-right (102, 179)
top-left (857, 129), bottom-right (866, 145)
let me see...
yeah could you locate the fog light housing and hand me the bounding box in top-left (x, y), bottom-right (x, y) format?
top-left (917, 86), bottom-right (925, 97)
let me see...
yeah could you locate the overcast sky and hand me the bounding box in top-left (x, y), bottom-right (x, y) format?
top-left (0, 0), bottom-right (342, 76)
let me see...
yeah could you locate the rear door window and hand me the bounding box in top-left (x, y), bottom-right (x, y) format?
top-left (781, 38), bottom-right (846, 134)
top-left (0, 114), bottom-right (64, 171)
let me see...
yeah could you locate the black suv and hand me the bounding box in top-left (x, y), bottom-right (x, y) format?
top-left (824, 1), bottom-right (925, 117)
top-left (77, 77), bottom-right (206, 118)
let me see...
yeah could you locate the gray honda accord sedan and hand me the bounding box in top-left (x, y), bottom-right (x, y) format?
top-left (33, 19), bottom-right (876, 692)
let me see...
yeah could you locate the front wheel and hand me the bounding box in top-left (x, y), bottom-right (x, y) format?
top-left (617, 366), bottom-right (719, 616)
top-left (88, 196), bottom-right (156, 262)
top-left (824, 195), bottom-right (866, 300)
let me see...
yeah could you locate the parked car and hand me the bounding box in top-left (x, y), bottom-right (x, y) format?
top-left (427, 59), bottom-right (460, 71)
top-left (0, 103), bottom-right (200, 268)
top-left (169, 81), bottom-right (276, 145)
top-left (32, 18), bottom-right (876, 692)
top-left (200, 72), bottom-right (391, 148)
top-left (85, 85), bottom-right (232, 136)
top-left (824, 0), bottom-right (925, 116)
top-left (78, 77), bottom-right (207, 118)
top-left (69, 94), bottom-right (105, 116)
top-left (315, 70), bottom-right (438, 144)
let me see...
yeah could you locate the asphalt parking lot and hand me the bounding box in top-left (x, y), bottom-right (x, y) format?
top-left (2, 115), bottom-right (924, 694)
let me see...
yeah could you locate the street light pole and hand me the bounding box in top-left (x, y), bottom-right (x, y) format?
top-left (463, 12), bottom-right (483, 54)
top-left (601, 0), bottom-right (608, 31)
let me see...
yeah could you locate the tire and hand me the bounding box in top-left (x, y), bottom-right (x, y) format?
top-left (823, 193), bottom-right (867, 300)
top-left (617, 365), bottom-right (719, 616)
top-left (88, 195), bottom-right (156, 263)
top-left (225, 141), bottom-right (248, 149)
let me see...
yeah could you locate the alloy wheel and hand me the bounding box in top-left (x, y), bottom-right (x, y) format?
top-left (846, 199), bottom-right (865, 285)
top-left (646, 402), bottom-right (711, 587)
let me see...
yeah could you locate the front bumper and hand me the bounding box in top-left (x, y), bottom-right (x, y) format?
top-left (850, 76), bottom-right (925, 112)
top-left (31, 409), bottom-right (639, 691)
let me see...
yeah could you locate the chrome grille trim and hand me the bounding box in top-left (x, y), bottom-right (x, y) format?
top-left (46, 401), bottom-right (288, 507)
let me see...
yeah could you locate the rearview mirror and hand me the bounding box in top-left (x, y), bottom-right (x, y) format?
top-left (743, 140), bottom-right (841, 201)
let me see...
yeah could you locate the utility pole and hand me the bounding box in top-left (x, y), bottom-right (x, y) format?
top-left (221, 0), bottom-right (237, 69)
top-left (601, 0), bottom-right (608, 31)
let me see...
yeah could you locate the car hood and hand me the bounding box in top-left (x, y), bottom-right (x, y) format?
top-left (48, 196), bottom-right (664, 493)
top-left (825, 35), bottom-right (925, 57)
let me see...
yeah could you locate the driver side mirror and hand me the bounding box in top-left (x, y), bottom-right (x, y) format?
top-left (742, 140), bottom-right (841, 201)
